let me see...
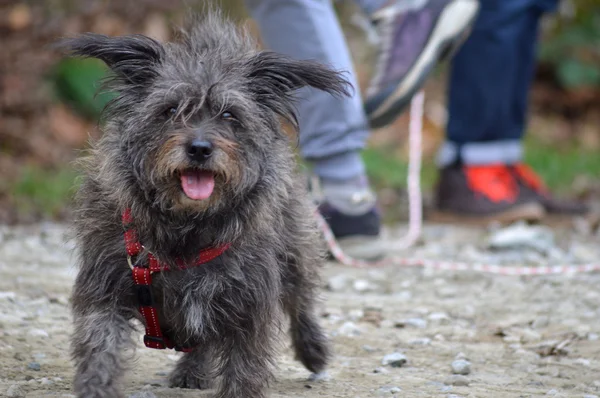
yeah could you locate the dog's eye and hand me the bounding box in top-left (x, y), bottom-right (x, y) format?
top-left (221, 111), bottom-right (235, 121)
top-left (166, 107), bottom-right (178, 117)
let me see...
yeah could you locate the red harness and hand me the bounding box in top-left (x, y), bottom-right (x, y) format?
top-left (122, 208), bottom-right (230, 351)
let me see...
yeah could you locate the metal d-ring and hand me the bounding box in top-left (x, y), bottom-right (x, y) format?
top-left (127, 255), bottom-right (135, 270)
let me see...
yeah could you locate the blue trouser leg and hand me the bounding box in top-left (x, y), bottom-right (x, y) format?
top-left (244, 0), bottom-right (371, 181)
top-left (438, 0), bottom-right (559, 166)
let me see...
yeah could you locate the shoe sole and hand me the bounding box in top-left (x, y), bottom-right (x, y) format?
top-left (429, 202), bottom-right (546, 225)
top-left (335, 235), bottom-right (388, 261)
top-left (366, 0), bottom-right (480, 129)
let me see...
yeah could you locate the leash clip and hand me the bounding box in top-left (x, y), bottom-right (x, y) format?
top-left (127, 255), bottom-right (135, 270)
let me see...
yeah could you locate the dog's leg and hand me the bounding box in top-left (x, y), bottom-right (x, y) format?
top-left (169, 346), bottom-right (214, 389)
top-left (72, 309), bottom-right (134, 398)
top-left (285, 286), bottom-right (330, 374)
top-left (214, 332), bottom-right (274, 398)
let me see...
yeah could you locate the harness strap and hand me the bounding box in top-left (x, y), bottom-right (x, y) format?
top-left (122, 208), bottom-right (230, 351)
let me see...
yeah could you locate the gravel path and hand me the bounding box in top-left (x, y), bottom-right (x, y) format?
top-left (1, 222), bottom-right (600, 398)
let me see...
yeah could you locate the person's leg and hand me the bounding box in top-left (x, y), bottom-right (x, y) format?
top-left (436, 0), bottom-right (543, 221)
top-left (244, 0), bottom-right (384, 258)
top-left (245, 0), bottom-right (369, 182)
top-left (509, 0), bottom-right (588, 214)
top-left (441, 1), bottom-right (540, 158)
top-left (435, 0), bottom-right (584, 220)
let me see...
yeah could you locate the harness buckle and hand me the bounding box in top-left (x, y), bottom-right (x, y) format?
top-left (143, 335), bottom-right (167, 349)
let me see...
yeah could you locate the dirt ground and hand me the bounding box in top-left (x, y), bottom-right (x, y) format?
top-left (1, 222), bottom-right (600, 398)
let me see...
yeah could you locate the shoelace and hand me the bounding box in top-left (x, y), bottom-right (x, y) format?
top-left (513, 163), bottom-right (548, 194)
top-left (464, 164), bottom-right (518, 203)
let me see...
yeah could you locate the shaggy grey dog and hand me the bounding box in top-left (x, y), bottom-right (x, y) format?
top-left (61, 11), bottom-right (349, 398)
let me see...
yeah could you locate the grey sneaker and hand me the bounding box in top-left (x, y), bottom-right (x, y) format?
top-left (365, 0), bottom-right (479, 128)
top-left (309, 176), bottom-right (388, 260)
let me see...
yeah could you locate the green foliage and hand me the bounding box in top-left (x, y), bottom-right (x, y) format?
top-left (51, 58), bottom-right (116, 120)
top-left (523, 135), bottom-right (600, 194)
top-left (10, 166), bottom-right (78, 218)
top-left (362, 147), bottom-right (437, 191)
top-left (540, 4), bottom-right (600, 89)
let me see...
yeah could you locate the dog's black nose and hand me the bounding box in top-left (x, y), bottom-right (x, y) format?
top-left (186, 140), bottom-right (213, 162)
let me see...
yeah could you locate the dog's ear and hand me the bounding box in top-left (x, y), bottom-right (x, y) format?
top-left (58, 33), bottom-right (164, 87)
top-left (246, 51), bottom-right (352, 128)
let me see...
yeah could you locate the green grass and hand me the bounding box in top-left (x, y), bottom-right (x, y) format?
top-left (523, 135), bottom-right (600, 194)
top-left (10, 166), bottom-right (78, 219)
top-left (362, 146), bottom-right (438, 192)
top-left (362, 137), bottom-right (600, 196)
top-left (5, 136), bottom-right (598, 222)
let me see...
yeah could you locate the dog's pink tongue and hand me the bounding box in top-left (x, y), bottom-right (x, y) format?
top-left (180, 170), bottom-right (215, 200)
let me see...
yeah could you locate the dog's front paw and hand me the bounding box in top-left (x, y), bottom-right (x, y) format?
top-left (295, 336), bottom-right (330, 374)
top-left (168, 368), bottom-right (211, 390)
top-left (292, 316), bottom-right (330, 374)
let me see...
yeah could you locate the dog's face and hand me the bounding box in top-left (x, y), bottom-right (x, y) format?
top-left (62, 15), bottom-right (349, 213)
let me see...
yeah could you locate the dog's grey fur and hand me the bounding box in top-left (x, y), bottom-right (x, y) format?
top-left (62, 11), bottom-right (350, 398)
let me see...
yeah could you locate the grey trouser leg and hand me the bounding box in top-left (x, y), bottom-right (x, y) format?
top-left (353, 0), bottom-right (388, 15)
top-left (244, 0), bottom-right (370, 181)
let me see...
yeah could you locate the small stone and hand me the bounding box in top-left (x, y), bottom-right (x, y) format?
top-left (128, 392), bottom-right (157, 398)
top-left (532, 316), bottom-right (550, 329)
top-left (437, 286), bottom-right (458, 298)
top-left (0, 291), bottom-right (16, 300)
top-left (308, 371), bottom-right (330, 382)
top-left (428, 312), bottom-right (451, 325)
top-left (574, 358), bottom-right (591, 366)
top-left (362, 345), bottom-right (377, 352)
top-left (40, 377), bottom-right (53, 385)
top-left (13, 352), bottom-right (27, 361)
top-left (6, 384), bottom-right (25, 398)
top-left (380, 320), bottom-right (395, 328)
top-left (396, 318), bottom-right (427, 329)
top-left (433, 334), bottom-right (446, 342)
top-left (375, 386), bottom-right (402, 396)
top-left (408, 337), bottom-right (431, 345)
top-left (488, 223), bottom-right (554, 253)
top-left (521, 329), bottom-right (542, 343)
top-left (588, 333), bottom-right (599, 341)
top-left (373, 367), bottom-right (389, 374)
top-left (382, 352), bottom-right (407, 368)
top-left (28, 362), bottom-right (41, 371)
top-left (28, 328), bottom-right (49, 338)
top-left (337, 321), bottom-right (361, 336)
top-left (454, 352), bottom-right (468, 360)
top-left (327, 275), bottom-right (348, 291)
top-left (353, 279), bottom-right (371, 292)
top-left (546, 389), bottom-right (560, 396)
top-left (348, 309), bottom-right (364, 320)
top-left (444, 375), bottom-right (470, 386)
top-left (451, 359), bottom-right (471, 375)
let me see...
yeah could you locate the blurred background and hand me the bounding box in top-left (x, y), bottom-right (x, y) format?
top-left (0, 0), bottom-right (598, 224)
